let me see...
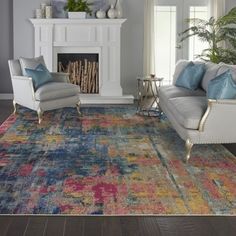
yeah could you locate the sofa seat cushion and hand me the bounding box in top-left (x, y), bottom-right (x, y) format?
top-left (35, 82), bottom-right (79, 102)
top-left (159, 86), bottom-right (206, 101)
top-left (169, 96), bottom-right (208, 130)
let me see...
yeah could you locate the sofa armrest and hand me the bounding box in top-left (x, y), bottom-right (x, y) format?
top-left (51, 72), bottom-right (70, 83)
top-left (199, 99), bottom-right (236, 133)
top-left (12, 76), bottom-right (36, 102)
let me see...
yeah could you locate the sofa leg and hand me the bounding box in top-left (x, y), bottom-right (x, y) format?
top-left (76, 100), bottom-right (82, 116)
top-left (37, 108), bottom-right (43, 124)
top-left (13, 100), bottom-right (17, 115)
top-left (185, 139), bottom-right (193, 163)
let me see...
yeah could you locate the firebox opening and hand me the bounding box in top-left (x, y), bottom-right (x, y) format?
top-left (57, 53), bottom-right (99, 94)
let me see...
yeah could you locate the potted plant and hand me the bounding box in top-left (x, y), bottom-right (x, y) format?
top-left (179, 7), bottom-right (236, 64)
top-left (64, 0), bottom-right (93, 19)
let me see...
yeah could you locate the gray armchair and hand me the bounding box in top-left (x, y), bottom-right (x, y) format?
top-left (8, 59), bottom-right (81, 124)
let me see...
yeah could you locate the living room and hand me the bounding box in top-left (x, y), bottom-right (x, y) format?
top-left (1, 0), bottom-right (236, 235)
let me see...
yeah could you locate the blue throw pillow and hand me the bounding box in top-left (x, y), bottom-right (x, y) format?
top-left (25, 64), bottom-right (53, 90)
top-left (175, 62), bottom-right (206, 90)
top-left (207, 70), bottom-right (236, 100)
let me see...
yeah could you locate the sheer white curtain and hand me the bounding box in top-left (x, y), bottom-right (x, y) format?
top-left (143, 0), bottom-right (156, 76)
top-left (208, 0), bottom-right (226, 18)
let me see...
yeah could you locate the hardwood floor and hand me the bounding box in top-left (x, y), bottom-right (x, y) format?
top-left (0, 100), bottom-right (236, 236)
top-left (0, 100), bottom-right (12, 124)
top-left (0, 217), bottom-right (236, 236)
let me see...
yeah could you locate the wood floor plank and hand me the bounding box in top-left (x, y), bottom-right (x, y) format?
top-left (156, 217), bottom-right (217, 236)
top-left (138, 217), bottom-right (162, 236)
top-left (0, 100), bottom-right (12, 125)
top-left (0, 217), bottom-right (12, 236)
top-left (43, 217), bottom-right (65, 236)
top-left (209, 216), bottom-right (236, 236)
top-left (120, 217), bottom-right (141, 236)
top-left (24, 217), bottom-right (47, 236)
top-left (5, 217), bottom-right (29, 236)
top-left (64, 217), bottom-right (84, 236)
top-left (102, 217), bottom-right (122, 236)
top-left (84, 217), bottom-right (102, 236)
top-left (227, 216), bottom-right (236, 231)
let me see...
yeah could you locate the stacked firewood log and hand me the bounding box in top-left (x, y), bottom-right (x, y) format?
top-left (58, 59), bottom-right (99, 94)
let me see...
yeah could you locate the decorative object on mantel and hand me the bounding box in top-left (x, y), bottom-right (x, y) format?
top-left (52, 0), bottom-right (68, 18)
top-left (96, 9), bottom-right (106, 19)
top-left (45, 5), bottom-right (53, 18)
top-left (64, 0), bottom-right (93, 19)
top-left (35, 8), bottom-right (43, 19)
top-left (107, 4), bottom-right (117, 19)
top-left (35, 2), bottom-right (52, 19)
top-left (40, 3), bottom-right (47, 18)
top-left (115, 0), bottom-right (123, 18)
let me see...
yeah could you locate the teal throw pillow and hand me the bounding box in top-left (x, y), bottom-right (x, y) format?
top-left (207, 70), bottom-right (236, 100)
top-left (25, 64), bottom-right (53, 90)
top-left (175, 62), bottom-right (206, 90)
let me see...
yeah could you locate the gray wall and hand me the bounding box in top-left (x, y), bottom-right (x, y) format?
top-left (0, 0), bottom-right (13, 93)
top-left (13, 0), bottom-right (144, 96)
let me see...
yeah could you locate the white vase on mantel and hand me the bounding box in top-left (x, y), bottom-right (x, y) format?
top-left (96, 9), bottom-right (106, 19)
top-left (107, 5), bottom-right (117, 19)
top-left (115, 0), bottom-right (123, 18)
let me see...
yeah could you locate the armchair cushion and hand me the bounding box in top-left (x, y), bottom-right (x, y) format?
top-left (169, 96), bottom-right (208, 130)
top-left (35, 82), bottom-right (79, 102)
top-left (19, 56), bottom-right (46, 76)
top-left (25, 64), bottom-right (53, 90)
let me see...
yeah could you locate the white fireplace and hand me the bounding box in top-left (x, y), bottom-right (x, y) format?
top-left (30, 19), bottom-right (134, 104)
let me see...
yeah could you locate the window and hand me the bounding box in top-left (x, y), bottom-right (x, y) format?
top-left (154, 0), bottom-right (209, 84)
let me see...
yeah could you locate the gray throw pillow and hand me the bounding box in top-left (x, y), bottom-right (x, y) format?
top-left (19, 56), bottom-right (46, 76)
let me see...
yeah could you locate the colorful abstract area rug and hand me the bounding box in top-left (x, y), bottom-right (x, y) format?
top-left (0, 106), bottom-right (236, 215)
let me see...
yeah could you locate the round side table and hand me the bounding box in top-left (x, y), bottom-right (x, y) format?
top-left (137, 77), bottom-right (164, 116)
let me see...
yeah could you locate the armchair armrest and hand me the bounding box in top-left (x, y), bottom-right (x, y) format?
top-left (12, 76), bottom-right (36, 103)
top-left (199, 99), bottom-right (236, 133)
top-left (51, 72), bottom-right (70, 83)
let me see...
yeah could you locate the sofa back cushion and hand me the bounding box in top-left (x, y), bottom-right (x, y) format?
top-left (201, 62), bottom-right (221, 92)
top-left (175, 62), bottom-right (206, 90)
top-left (207, 70), bottom-right (236, 100)
top-left (173, 60), bottom-right (189, 85)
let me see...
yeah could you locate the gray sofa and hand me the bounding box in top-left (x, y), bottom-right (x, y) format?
top-left (159, 60), bottom-right (236, 162)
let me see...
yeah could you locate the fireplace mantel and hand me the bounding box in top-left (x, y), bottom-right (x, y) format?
top-left (30, 18), bottom-right (134, 104)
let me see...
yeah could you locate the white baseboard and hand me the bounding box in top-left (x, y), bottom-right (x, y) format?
top-left (80, 94), bottom-right (134, 104)
top-left (0, 94), bottom-right (13, 100)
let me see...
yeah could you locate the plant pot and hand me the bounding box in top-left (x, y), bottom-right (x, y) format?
top-left (68, 12), bottom-right (86, 19)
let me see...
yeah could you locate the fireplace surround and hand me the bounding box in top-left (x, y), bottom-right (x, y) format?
top-left (30, 19), bottom-right (134, 104)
